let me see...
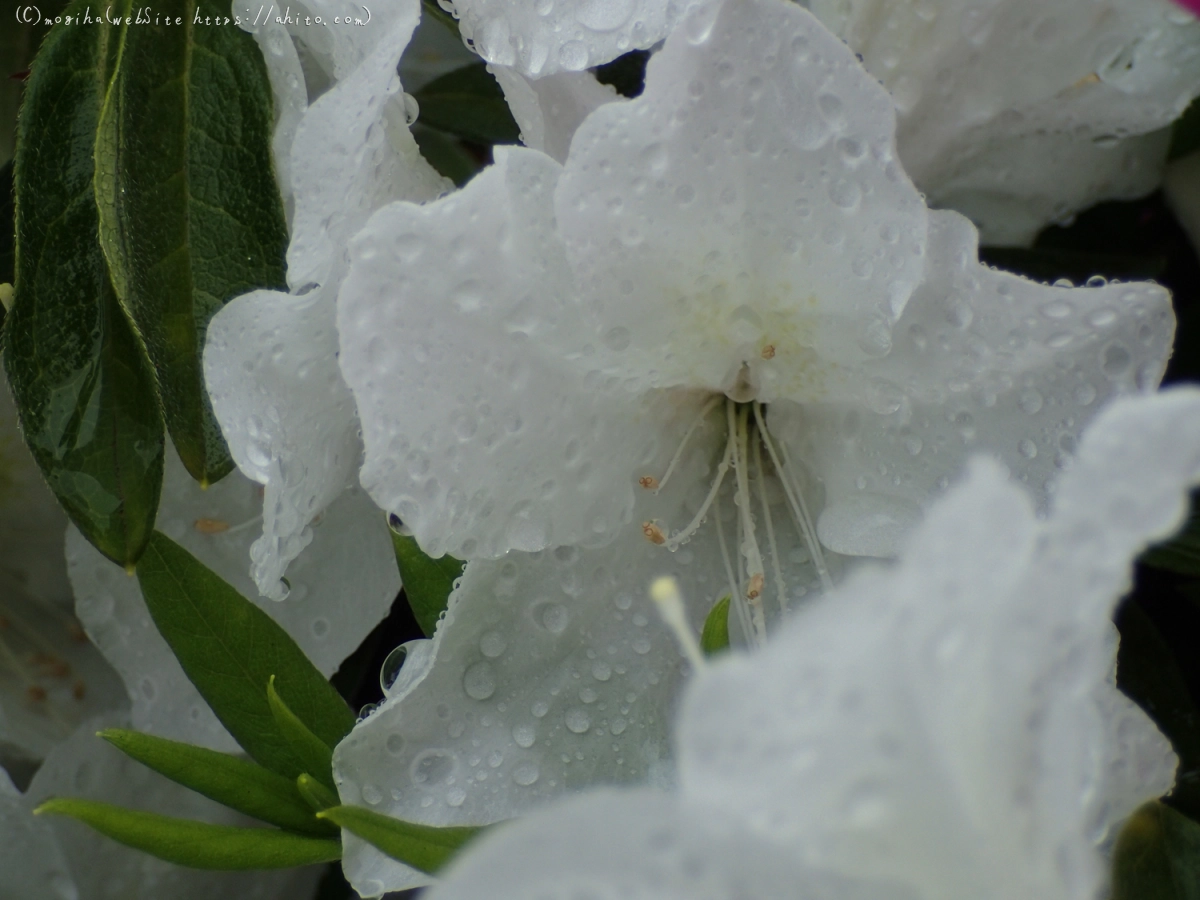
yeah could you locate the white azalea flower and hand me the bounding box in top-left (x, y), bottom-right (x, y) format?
top-left (1, 716), bottom-right (321, 900)
top-left (206, 0), bottom-right (450, 599)
top-left (801, 0), bottom-right (1200, 245)
top-left (0, 374), bottom-right (126, 767)
top-left (440, 0), bottom-right (695, 78)
top-left (330, 0), bottom-right (1173, 891)
top-left (420, 387), bottom-right (1200, 900)
top-left (67, 449), bottom-right (397, 752)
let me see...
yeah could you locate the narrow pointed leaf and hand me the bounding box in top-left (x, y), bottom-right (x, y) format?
top-left (1112, 801), bottom-right (1200, 900)
top-left (267, 675), bottom-right (336, 793)
top-left (700, 595), bottom-right (731, 656)
top-left (420, 0), bottom-right (460, 37)
top-left (412, 64), bottom-right (519, 146)
top-left (136, 531), bottom-right (356, 779)
top-left (318, 805), bottom-right (485, 874)
top-left (99, 728), bottom-right (332, 836)
top-left (95, 0), bottom-right (287, 484)
top-left (36, 798), bottom-right (340, 869)
top-left (296, 774), bottom-right (338, 812)
top-left (390, 525), bottom-right (464, 637)
top-left (3, 0), bottom-right (164, 566)
top-left (412, 124), bottom-right (481, 188)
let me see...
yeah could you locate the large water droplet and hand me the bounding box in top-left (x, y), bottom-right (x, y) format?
top-left (513, 761), bottom-right (540, 785)
top-left (479, 631), bottom-right (507, 659)
top-left (463, 661), bottom-right (497, 700)
top-left (513, 724), bottom-right (536, 748)
top-left (538, 602), bottom-right (569, 634)
top-left (411, 750), bottom-right (456, 786)
top-left (565, 708), bottom-right (591, 733)
top-left (380, 645), bottom-right (408, 693)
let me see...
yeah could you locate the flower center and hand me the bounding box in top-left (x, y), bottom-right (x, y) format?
top-left (640, 396), bottom-right (833, 647)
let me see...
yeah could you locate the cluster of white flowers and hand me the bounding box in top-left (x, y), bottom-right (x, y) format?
top-left (4, 0), bottom-right (1200, 896)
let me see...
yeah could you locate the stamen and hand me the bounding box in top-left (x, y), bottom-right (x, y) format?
top-left (649, 576), bottom-right (706, 671)
top-left (731, 403), bottom-right (767, 641)
top-left (760, 344), bottom-right (775, 360)
top-left (640, 395), bottom-right (723, 494)
top-left (714, 492), bottom-right (754, 644)
top-left (753, 403), bottom-right (834, 593)
top-left (752, 434), bottom-right (789, 615)
top-left (661, 433), bottom-right (735, 551)
top-left (642, 522), bottom-right (667, 545)
top-left (194, 513), bottom-right (263, 536)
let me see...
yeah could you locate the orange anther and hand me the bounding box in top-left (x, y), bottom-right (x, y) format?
top-left (642, 522), bottom-right (667, 545)
top-left (760, 345), bottom-right (776, 360)
top-left (638, 476), bottom-right (659, 490)
top-left (194, 518), bottom-right (231, 534)
top-left (746, 573), bottom-right (764, 600)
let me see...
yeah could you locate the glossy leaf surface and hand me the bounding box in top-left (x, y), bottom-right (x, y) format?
top-left (1112, 801), bottom-right (1200, 900)
top-left (412, 64), bottom-right (519, 146)
top-left (136, 531), bottom-right (356, 779)
top-left (3, 1), bottom-right (164, 566)
top-left (96, 0), bottom-right (287, 484)
top-left (267, 675), bottom-right (337, 794)
top-left (700, 595), bottom-right (731, 657)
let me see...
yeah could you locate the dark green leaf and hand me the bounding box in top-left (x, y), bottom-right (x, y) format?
top-left (412, 124), bottom-right (481, 188)
top-left (267, 675), bottom-right (336, 793)
top-left (420, 0), bottom-right (461, 39)
top-left (318, 804), bottom-right (485, 874)
top-left (136, 531), bottom-right (356, 779)
top-left (36, 798), bottom-right (340, 869)
top-left (1171, 97), bottom-right (1200, 162)
top-left (95, 0), bottom-right (287, 485)
top-left (413, 64), bottom-right (520, 145)
top-left (98, 728), bottom-right (332, 836)
top-left (1112, 801), bottom-right (1200, 900)
top-left (296, 773), bottom-right (339, 812)
top-left (0, 159), bottom-right (13, 290)
top-left (3, 0), bottom-right (164, 566)
top-left (1142, 497), bottom-right (1200, 577)
top-left (390, 524), bottom-right (464, 637)
top-left (700, 595), bottom-right (731, 656)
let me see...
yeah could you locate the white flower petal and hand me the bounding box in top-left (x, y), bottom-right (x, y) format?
top-left (22, 716), bottom-right (321, 900)
top-left (771, 210), bottom-right (1173, 557)
top-left (555, 0), bottom-right (928, 394)
top-left (805, 0), bottom-right (1200, 244)
top-left (68, 449), bottom-right (396, 751)
top-left (333, 472), bottom-right (733, 895)
top-left (205, 285), bottom-right (362, 599)
top-left (207, 0), bottom-right (449, 595)
top-left (678, 389), bottom-right (1200, 898)
top-left (339, 146), bottom-right (709, 558)
top-left (0, 767), bottom-right (76, 900)
top-left (489, 66), bottom-right (621, 163)
top-left (449, 0), bottom-right (681, 77)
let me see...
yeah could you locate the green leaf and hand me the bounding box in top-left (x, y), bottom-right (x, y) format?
top-left (296, 773), bottom-right (339, 812)
top-left (136, 531), bottom-right (356, 779)
top-left (3, 0), bottom-right (165, 567)
top-left (98, 728), bottom-right (332, 836)
top-left (389, 523), bottom-right (464, 637)
top-left (1, 159), bottom-right (13, 289)
top-left (267, 675), bottom-right (336, 794)
top-left (412, 124), bottom-right (481, 188)
top-left (1142, 496), bottom-right (1200, 576)
top-left (700, 595), bottom-right (731, 656)
top-left (1171, 96), bottom-right (1200, 162)
top-left (420, 0), bottom-right (460, 37)
top-left (318, 805), bottom-right (485, 875)
top-left (95, 0), bottom-right (287, 485)
top-left (1112, 801), bottom-right (1200, 900)
top-left (36, 798), bottom-right (340, 870)
top-left (412, 64), bottom-right (520, 146)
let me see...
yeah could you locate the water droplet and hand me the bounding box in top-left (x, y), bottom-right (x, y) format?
top-left (387, 513), bottom-right (413, 536)
top-left (1074, 383), bottom-right (1097, 406)
top-left (1018, 439), bottom-right (1037, 459)
top-left (380, 645), bottom-right (408, 693)
top-left (1087, 308), bottom-right (1117, 328)
top-left (513, 761), bottom-right (540, 785)
top-left (513, 724), bottom-right (536, 748)
top-left (604, 326), bottom-right (632, 351)
top-left (311, 616), bottom-right (328, 638)
top-left (633, 636), bottom-right (652, 655)
top-left (565, 708), bottom-right (591, 734)
top-left (411, 750), bottom-right (456, 786)
top-left (610, 717), bottom-right (628, 735)
top-left (463, 661), bottom-right (497, 700)
top-left (580, 687), bottom-right (598, 704)
top-left (446, 788), bottom-right (467, 807)
top-left (361, 783), bottom-right (383, 806)
top-left (614, 592), bottom-right (633, 610)
top-left (386, 733), bottom-right (405, 755)
top-left (558, 40), bottom-right (589, 70)
top-left (829, 179), bottom-right (860, 209)
top-left (1102, 343), bottom-right (1132, 377)
top-left (1041, 300), bottom-right (1072, 319)
top-left (592, 662), bottom-right (612, 681)
top-left (857, 318), bottom-right (893, 357)
top-left (1018, 389), bottom-right (1044, 414)
top-left (401, 93), bottom-right (420, 126)
top-left (532, 700), bottom-right (550, 718)
top-left (479, 631), bottom-right (507, 659)
top-left (538, 602), bottom-right (569, 634)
